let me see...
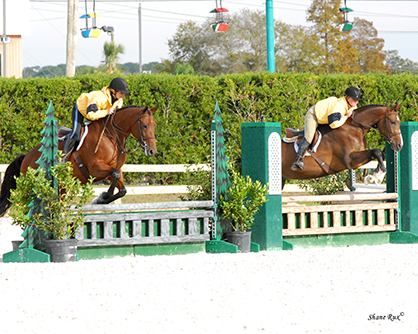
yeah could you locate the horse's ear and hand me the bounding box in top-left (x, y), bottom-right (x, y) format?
top-left (149, 106), bottom-right (159, 114)
top-left (396, 103), bottom-right (402, 110)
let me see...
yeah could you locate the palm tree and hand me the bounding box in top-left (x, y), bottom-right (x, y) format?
top-left (103, 41), bottom-right (125, 74)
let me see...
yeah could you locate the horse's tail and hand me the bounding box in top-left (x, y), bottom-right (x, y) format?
top-left (0, 154), bottom-right (25, 217)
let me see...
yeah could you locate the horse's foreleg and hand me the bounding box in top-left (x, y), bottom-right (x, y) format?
top-left (347, 149), bottom-right (386, 185)
top-left (347, 149), bottom-right (385, 171)
top-left (93, 168), bottom-right (127, 204)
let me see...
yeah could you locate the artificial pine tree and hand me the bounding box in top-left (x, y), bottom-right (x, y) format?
top-left (212, 101), bottom-right (231, 202)
top-left (36, 101), bottom-right (59, 181)
top-left (211, 101), bottom-right (231, 240)
top-left (21, 101), bottom-right (59, 249)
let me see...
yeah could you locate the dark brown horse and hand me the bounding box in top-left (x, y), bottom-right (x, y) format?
top-left (282, 104), bottom-right (403, 187)
top-left (0, 105), bottom-right (158, 216)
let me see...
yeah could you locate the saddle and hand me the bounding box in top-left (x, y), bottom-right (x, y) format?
top-left (283, 128), bottom-right (336, 175)
top-left (284, 128), bottom-right (320, 147)
top-left (58, 125), bottom-right (90, 180)
top-left (58, 126), bottom-right (72, 140)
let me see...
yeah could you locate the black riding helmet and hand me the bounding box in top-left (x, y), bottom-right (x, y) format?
top-left (344, 86), bottom-right (362, 101)
top-left (109, 77), bottom-right (130, 95)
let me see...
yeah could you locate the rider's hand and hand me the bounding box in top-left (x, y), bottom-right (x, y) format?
top-left (107, 108), bottom-right (115, 115)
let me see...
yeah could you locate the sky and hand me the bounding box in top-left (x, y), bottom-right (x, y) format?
top-left (12, 0), bottom-right (418, 69)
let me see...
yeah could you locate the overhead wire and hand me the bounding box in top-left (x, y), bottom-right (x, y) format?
top-left (26, 0), bottom-right (418, 68)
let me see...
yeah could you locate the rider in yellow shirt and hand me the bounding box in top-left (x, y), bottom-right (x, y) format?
top-left (291, 86), bottom-right (361, 171)
top-left (62, 77), bottom-right (130, 162)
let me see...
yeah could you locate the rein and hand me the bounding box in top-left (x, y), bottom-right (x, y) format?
top-left (351, 105), bottom-right (401, 144)
top-left (105, 106), bottom-right (155, 155)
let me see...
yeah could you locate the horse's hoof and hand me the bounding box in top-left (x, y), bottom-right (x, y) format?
top-left (364, 175), bottom-right (375, 185)
top-left (92, 192), bottom-right (110, 205)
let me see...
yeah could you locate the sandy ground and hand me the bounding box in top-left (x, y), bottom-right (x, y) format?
top-left (1, 217), bottom-right (418, 334)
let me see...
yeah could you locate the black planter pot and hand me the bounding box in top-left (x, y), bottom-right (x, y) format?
top-left (226, 231), bottom-right (252, 253)
top-left (44, 239), bottom-right (78, 263)
top-left (12, 240), bottom-right (24, 250)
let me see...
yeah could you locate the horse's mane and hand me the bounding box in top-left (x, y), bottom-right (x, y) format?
top-left (355, 104), bottom-right (387, 113)
top-left (118, 105), bottom-right (144, 111)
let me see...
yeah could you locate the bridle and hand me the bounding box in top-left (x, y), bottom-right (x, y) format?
top-left (351, 105), bottom-right (401, 144)
top-left (105, 106), bottom-right (155, 155)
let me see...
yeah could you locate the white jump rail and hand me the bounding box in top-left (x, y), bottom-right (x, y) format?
top-left (0, 162), bottom-right (385, 195)
top-left (0, 164), bottom-right (211, 195)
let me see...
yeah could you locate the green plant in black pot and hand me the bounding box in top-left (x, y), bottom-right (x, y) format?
top-left (220, 170), bottom-right (268, 252)
top-left (9, 161), bottom-right (94, 262)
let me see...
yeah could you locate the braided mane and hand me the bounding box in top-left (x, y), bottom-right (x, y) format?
top-left (355, 104), bottom-right (387, 113)
top-left (118, 105), bottom-right (144, 111)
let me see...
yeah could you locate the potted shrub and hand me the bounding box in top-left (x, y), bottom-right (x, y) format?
top-left (9, 161), bottom-right (94, 262)
top-left (220, 170), bottom-right (269, 252)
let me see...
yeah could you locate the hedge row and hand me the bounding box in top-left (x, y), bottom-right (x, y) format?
top-left (0, 72), bottom-right (417, 165)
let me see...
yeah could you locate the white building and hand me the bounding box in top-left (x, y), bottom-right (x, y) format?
top-left (1, 0), bottom-right (31, 78)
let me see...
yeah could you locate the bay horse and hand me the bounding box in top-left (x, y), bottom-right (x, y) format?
top-left (0, 105), bottom-right (158, 217)
top-left (282, 104), bottom-right (403, 188)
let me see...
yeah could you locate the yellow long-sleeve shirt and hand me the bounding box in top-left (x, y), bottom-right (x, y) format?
top-left (314, 96), bottom-right (357, 129)
top-left (76, 86), bottom-right (123, 121)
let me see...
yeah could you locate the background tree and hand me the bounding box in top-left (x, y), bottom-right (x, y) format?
top-left (175, 63), bottom-right (196, 75)
top-left (384, 50), bottom-right (418, 74)
top-left (166, 21), bottom-right (213, 75)
top-left (23, 64), bottom-right (66, 78)
top-left (307, 0), bottom-right (389, 74)
top-left (275, 24), bottom-right (320, 73)
top-left (349, 18), bottom-right (389, 73)
top-left (166, 9), bottom-right (268, 76)
top-left (332, 35), bottom-right (361, 74)
top-left (164, 5), bottom-right (389, 76)
top-left (306, 0), bottom-right (342, 73)
top-left (103, 41), bottom-right (125, 74)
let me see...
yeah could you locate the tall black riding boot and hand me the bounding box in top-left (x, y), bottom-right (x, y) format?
top-left (62, 137), bottom-right (76, 163)
top-left (291, 137), bottom-right (311, 171)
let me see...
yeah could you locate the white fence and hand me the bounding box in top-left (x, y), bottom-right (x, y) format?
top-left (0, 161), bottom-right (383, 195)
top-left (0, 164), bottom-right (211, 196)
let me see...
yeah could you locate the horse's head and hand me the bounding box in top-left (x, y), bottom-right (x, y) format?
top-left (134, 106), bottom-right (158, 157)
top-left (376, 103), bottom-right (403, 152)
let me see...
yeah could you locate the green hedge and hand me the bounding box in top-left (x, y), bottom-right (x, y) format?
top-left (0, 73), bottom-right (417, 166)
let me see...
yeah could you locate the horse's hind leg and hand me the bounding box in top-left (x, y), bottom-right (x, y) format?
top-left (282, 178), bottom-right (287, 191)
top-left (93, 168), bottom-right (127, 204)
top-left (0, 154), bottom-right (26, 217)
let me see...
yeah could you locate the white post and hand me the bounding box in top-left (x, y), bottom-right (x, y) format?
top-left (138, 2), bottom-right (142, 74)
top-left (66, 0), bottom-right (78, 77)
top-left (2, 0), bottom-right (6, 77)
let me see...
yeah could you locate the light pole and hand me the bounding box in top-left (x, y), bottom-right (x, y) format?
top-left (2, 0), bottom-right (6, 77)
top-left (138, 2), bottom-right (142, 73)
top-left (265, 0), bottom-right (275, 73)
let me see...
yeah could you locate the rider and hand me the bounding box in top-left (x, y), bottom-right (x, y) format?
top-left (291, 86), bottom-right (362, 171)
top-left (62, 77), bottom-right (130, 162)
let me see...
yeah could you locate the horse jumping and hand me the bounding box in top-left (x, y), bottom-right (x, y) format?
top-left (0, 105), bottom-right (158, 216)
top-left (281, 104), bottom-right (403, 187)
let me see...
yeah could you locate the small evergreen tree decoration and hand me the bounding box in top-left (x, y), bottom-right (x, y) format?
top-left (211, 101), bottom-right (231, 239)
top-left (212, 101), bottom-right (231, 203)
top-left (36, 101), bottom-right (59, 181)
top-left (20, 101), bottom-right (58, 249)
